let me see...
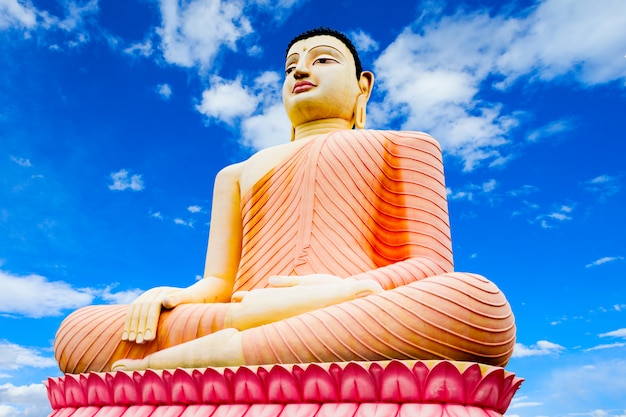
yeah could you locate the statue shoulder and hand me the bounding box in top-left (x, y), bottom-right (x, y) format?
top-left (351, 130), bottom-right (442, 155)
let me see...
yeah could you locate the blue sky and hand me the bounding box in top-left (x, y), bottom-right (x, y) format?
top-left (1, 0), bottom-right (625, 415)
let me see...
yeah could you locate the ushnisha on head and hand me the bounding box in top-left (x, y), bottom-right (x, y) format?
top-left (283, 27), bottom-right (374, 138)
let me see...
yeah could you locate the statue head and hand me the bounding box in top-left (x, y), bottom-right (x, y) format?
top-left (283, 27), bottom-right (374, 133)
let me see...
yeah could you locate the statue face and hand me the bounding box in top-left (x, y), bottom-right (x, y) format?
top-left (282, 35), bottom-right (362, 127)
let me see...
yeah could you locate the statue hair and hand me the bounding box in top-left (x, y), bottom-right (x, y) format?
top-left (286, 27), bottom-right (363, 80)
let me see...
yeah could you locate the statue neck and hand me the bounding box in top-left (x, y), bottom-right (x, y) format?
top-left (293, 118), bottom-right (353, 141)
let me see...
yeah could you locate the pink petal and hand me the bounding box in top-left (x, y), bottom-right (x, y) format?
top-left (423, 361), bottom-right (465, 403)
top-left (339, 362), bottom-right (377, 402)
top-left (379, 360), bottom-right (419, 402)
top-left (171, 369), bottom-right (200, 404)
top-left (300, 364), bottom-right (338, 402)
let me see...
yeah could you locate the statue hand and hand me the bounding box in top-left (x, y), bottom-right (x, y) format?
top-left (123, 278), bottom-right (231, 344)
top-left (122, 286), bottom-right (183, 344)
top-left (269, 274), bottom-right (382, 297)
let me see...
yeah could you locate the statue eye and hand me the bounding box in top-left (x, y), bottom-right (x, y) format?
top-left (285, 66), bottom-right (295, 75)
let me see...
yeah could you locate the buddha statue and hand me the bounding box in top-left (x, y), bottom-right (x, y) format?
top-left (54, 28), bottom-right (515, 374)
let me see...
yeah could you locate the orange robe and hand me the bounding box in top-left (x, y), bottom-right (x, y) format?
top-left (54, 130), bottom-right (515, 373)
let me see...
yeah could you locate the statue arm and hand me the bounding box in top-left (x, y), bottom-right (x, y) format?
top-left (122, 163), bottom-right (243, 344)
top-left (351, 132), bottom-right (454, 290)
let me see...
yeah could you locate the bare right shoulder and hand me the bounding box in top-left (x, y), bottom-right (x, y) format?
top-left (215, 162), bottom-right (244, 186)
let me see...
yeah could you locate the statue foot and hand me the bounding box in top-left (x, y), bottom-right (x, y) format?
top-left (112, 357), bottom-right (150, 372)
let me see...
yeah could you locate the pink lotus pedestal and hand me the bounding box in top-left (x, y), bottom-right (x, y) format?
top-left (46, 360), bottom-right (523, 417)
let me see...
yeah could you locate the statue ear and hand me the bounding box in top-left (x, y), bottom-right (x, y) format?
top-left (358, 71), bottom-right (374, 99)
top-left (355, 71), bottom-right (374, 129)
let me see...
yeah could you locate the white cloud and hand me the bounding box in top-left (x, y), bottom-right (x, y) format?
top-left (196, 76), bottom-right (259, 124)
top-left (151, 211), bottom-right (164, 220)
top-left (0, 270), bottom-right (93, 318)
top-left (535, 204), bottom-right (573, 229)
top-left (0, 341), bottom-right (56, 370)
top-left (0, 382), bottom-right (50, 417)
top-left (187, 205), bottom-right (201, 213)
top-left (586, 256), bottom-right (624, 268)
top-left (600, 328), bottom-right (626, 339)
top-left (371, 0), bottom-right (626, 170)
top-left (156, 83), bottom-right (173, 99)
top-left (196, 71), bottom-right (292, 150)
top-left (0, 0), bottom-right (38, 30)
top-left (157, 0), bottom-right (252, 68)
top-left (527, 118), bottom-right (575, 142)
top-left (582, 174), bottom-right (621, 200)
top-left (447, 179), bottom-right (498, 202)
top-left (584, 343), bottom-right (626, 352)
top-left (241, 102), bottom-right (291, 149)
top-left (0, 269), bottom-right (144, 317)
top-left (124, 38), bottom-right (153, 57)
top-left (99, 284), bottom-right (143, 304)
top-left (509, 395), bottom-right (543, 409)
top-left (10, 155), bottom-right (31, 167)
top-left (513, 340), bottom-right (565, 358)
top-left (108, 169), bottom-right (144, 191)
top-left (174, 218), bottom-right (193, 227)
top-left (349, 29), bottom-right (379, 53)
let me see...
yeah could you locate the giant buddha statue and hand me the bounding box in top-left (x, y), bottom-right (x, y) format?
top-left (54, 28), bottom-right (515, 374)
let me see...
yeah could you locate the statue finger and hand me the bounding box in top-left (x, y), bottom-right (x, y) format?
top-left (124, 303), bottom-right (142, 342)
top-left (138, 301), bottom-right (161, 343)
top-left (268, 276), bottom-right (299, 287)
top-left (231, 291), bottom-right (249, 302)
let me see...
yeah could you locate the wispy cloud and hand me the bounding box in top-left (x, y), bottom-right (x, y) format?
top-left (527, 118), bottom-right (575, 142)
top-left (0, 0), bottom-right (38, 30)
top-left (156, 83), bottom-right (173, 100)
top-left (513, 340), bottom-right (565, 358)
top-left (585, 256), bottom-right (624, 268)
top-left (584, 343), bottom-right (626, 352)
top-left (0, 341), bottom-right (56, 371)
top-left (108, 169), bottom-right (144, 191)
top-left (174, 218), bottom-right (193, 227)
top-left (348, 29), bottom-right (379, 53)
top-left (9, 156), bottom-right (31, 167)
top-left (599, 328), bottom-right (626, 339)
top-left (535, 204), bottom-right (574, 229)
top-left (582, 174), bottom-right (622, 201)
top-left (447, 179), bottom-right (498, 202)
top-left (0, 270), bottom-right (93, 318)
top-left (0, 269), bottom-right (143, 318)
top-left (187, 205), bottom-right (202, 213)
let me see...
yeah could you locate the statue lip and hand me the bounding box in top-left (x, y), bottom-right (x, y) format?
top-left (293, 80), bottom-right (315, 93)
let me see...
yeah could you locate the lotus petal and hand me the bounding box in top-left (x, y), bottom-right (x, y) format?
top-left (84, 373), bottom-right (110, 406)
top-left (196, 368), bottom-right (232, 404)
top-left (265, 365), bottom-right (302, 403)
top-left (171, 369), bottom-right (200, 404)
top-left (63, 374), bottom-right (85, 407)
top-left (300, 364), bottom-right (338, 402)
top-left (356, 403), bottom-right (400, 417)
top-left (109, 372), bottom-right (138, 405)
top-left (423, 361), bottom-right (465, 403)
top-left (141, 370), bottom-right (170, 404)
top-left (468, 368), bottom-right (504, 409)
top-left (46, 378), bottom-right (65, 409)
top-left (317, 403), bottom-right (359, 417)
top-left (379, 360), bottom-right (419, 402)
top-left (231, 366), bottom-right (267, 403)
top-left (339, 362), bottom-right (378, 402)
top-left (279, 404), bottom-right (321, 417)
